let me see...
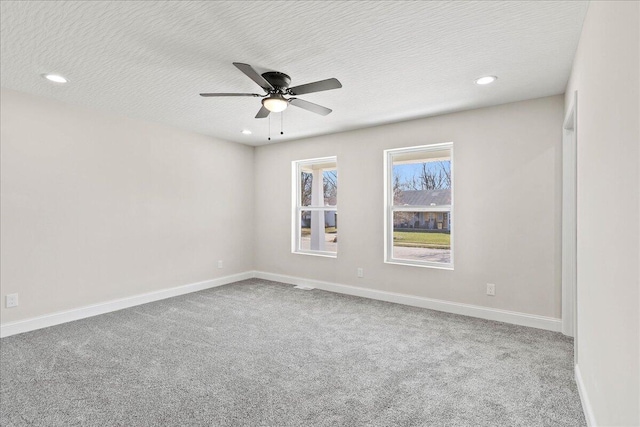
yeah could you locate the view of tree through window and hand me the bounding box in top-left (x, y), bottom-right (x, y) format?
top-left (386, 144), bottom-right (453, 267)
top-left (300, 170), bottom-right (337, 206)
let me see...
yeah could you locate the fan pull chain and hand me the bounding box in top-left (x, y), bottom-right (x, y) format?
top-left (281, 112), bottom-right (284, 135)
top-left (268, 115), bottom-right (271, 141)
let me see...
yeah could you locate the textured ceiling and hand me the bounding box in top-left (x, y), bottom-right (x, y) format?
top-left (0, 1), bottom-right (588, 146)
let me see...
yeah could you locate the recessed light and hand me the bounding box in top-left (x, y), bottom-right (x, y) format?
top-left (42, 73), bottom-right (68, 83)
top-left (475, 76), bottom-right (497, 85)
top-left (241, 129), bottom-right (252, 135)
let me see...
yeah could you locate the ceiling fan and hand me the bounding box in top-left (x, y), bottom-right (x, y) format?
top-left (200, 63), bottom-right (342, 118)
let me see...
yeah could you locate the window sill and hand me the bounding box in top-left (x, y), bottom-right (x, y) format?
top-left (385, 259), bottom-right (454, 270)
top-left (293, 250), bottom-right (337, 258)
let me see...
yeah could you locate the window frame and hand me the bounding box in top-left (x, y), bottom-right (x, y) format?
top-left (383, 143), bottom-right (454, 269)
top-left (291, 156), bottom-right (338, 258)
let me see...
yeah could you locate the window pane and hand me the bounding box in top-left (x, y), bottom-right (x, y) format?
top-left (299, 162), bottom-right (337, 207)
top-left (323, 170), bottom-right (337, 206)
top-left (295, 157), bottom-right (338, 257)
top-left (300, 171), bottom-right (313, 206)
top-left (300, 210), bottom-right (337, 253)
top-left (392, 211), bottom-right (451, 263)
top-left (386, 144), bottom-right (453, 267)
top-left (393, 159), bottom-right (451, 207)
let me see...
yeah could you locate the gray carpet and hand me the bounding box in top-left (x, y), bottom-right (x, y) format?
top-left (1, 279), bottom-right (585, 426)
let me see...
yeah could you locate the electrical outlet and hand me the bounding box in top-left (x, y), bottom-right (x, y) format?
top-left (357, 268), bottom-right (364, 278)
top-left (217, 260), bottom-right (223, 269)
top-left (486, 283), bottom-right (496, 296)
top-left (6, 293), bottom-right (18, 308)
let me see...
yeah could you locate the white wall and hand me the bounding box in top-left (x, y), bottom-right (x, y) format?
top-left (0, 89), bottom-right (254, 324)
top-left (254, 95), bottom-right (564, 319)
top-left (564, 2), bottom-right (640, 425)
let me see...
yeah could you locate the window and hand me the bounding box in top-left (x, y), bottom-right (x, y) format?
top-left (292, 157), bottom-right (338, 257)
top-left (384, 143), bottom-right (453, 269)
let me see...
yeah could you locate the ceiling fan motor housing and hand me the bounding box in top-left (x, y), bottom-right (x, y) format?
top-left (262, 71), bottom-right (291, 91)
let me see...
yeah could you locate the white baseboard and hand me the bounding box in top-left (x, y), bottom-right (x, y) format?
top-left (253, 271), bottom-right (562, 332)
top-left (575, 364), bottom-right (596, 426)
top-left (1, 270), bottom-right (562, 338)
top-left (0, 271), bottom-right (253, 338)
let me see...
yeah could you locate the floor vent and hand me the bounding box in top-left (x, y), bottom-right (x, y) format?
top-left (294, 285), bottom-right (315, 290)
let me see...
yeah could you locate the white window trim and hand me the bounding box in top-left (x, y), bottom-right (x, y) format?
top-left (383, 143), bottom-right (454, 269)
top-left (291, 156), bottom-right (338, 258)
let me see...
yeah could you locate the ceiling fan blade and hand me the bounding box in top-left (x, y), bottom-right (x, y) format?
top-left (288, 78), bottom-right (342, 96)
top-left (200, 93), bottom-right (262, 97)
top-left (255, 106), bottom-right (270, 119)
top-left (289, 98), bottom-right (332, 116)
top-left (233, 62), bottom-right (274, 91)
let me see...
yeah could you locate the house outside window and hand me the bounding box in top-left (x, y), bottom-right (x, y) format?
top-left (384, 143), bottom-right (453, 269)
top-left (292, 157), bottom-right (338, 257)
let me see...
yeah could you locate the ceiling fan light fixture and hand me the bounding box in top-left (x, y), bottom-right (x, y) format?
top-left (262, 94), bottom-right (288, 113)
